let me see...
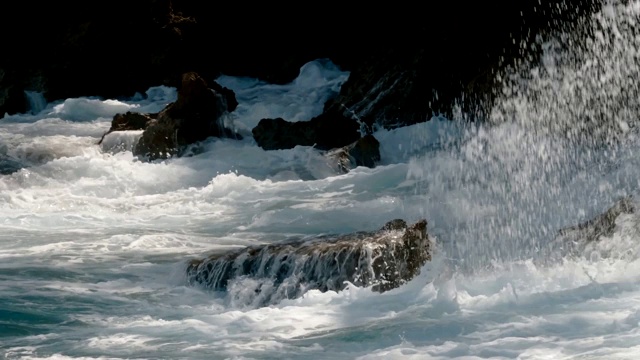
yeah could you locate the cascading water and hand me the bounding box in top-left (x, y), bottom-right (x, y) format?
top-left (186, 219), bottom-right (431, 307)
top-left (24, 91), bottom-right (48, 116)
top-left (2, 1), bottom-right (640, 359)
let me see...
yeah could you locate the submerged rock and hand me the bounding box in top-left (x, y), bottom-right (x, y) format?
top-left (325, 134), bottom-right (381, 173)
top-left (187, 219), bottom-right (431, 304)
top-left (252, 111), bottom-right (360, 151)
top-left (550, 197), bottom-right (635, 258)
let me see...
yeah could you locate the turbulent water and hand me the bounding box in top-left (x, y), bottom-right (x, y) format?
top-left (3, 2), bottom-right (640, 359)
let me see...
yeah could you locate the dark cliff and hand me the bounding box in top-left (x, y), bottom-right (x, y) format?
top-left (1, 1), bottom-right (599, 124)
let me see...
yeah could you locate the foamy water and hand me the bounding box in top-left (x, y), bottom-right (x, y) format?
top-left (3, 2), bottom-right (640, 358)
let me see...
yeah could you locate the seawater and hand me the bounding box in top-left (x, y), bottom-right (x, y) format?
top-left (3, 2), bottom-right (640, 358)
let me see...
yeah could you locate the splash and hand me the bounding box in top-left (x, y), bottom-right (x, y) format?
top-left (489, 0), bottom-right (640, 144)
top-left (414, 0), bottom-right (640, 271)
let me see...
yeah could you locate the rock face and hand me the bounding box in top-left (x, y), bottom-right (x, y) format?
top-left (0, 154), bottom-right (24, 175)
top-left (557, 197), bottom-right (634, 243)
top-left (187, 219), bottom-right (431, 305)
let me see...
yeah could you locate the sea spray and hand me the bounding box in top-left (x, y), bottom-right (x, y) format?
top-left (417, 0), bottom-right (640, 271)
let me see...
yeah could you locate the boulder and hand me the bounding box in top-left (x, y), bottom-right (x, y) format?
top-left (252, 111), bottom-right (360, 151)
top-left (0, 154), bottom-right (24, 175)
top-left (132, 72), bottom-right (240, 160)
top-left (187, 219), bottom-right (431, 304)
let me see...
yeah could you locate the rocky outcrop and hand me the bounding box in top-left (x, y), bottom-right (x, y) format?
top-left (98, 72), bottom-right (240, 160)
top-left (187, 219), bottom-right (431, 305)
top-left (557, 197), bottom-right (634, 242)
top-left (133, 72), bottom-right (240, 160)
top-left (326, 134), bottom-right (381, 173)
top-left (252, 111), bottom-right (360, 151)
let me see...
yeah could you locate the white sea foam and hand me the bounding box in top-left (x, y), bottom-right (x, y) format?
top-left (216, 58), bottom-right (349, 137)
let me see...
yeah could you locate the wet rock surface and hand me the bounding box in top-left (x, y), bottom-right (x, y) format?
top-left (100, 72), bottom-right (240, 160)
top-left (325, 134), bottom-right (381, 173)
top-left (187, 219), bottom-right (431, 305)
top-left (549, 197), bottom-right (635, 260)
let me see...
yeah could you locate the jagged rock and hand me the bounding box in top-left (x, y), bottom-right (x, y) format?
top-left (551, 197), bottom-right (635, 257)
top-left (133, 72), bottom-right (240, 160)
top-left (326, 134), bottom-right (381, 173)
top-left (209, 80), bottom-right (238, 113)
top-left (252, 111), bottom-right (360, 151)
top-left (186, 219), bottom-right (431, 304)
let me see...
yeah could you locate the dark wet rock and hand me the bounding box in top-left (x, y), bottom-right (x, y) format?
top-left (344, 134), bottom-right (381, 168)
top-left (252, 111), bottom-right (360, 151)
top-left (133, 120), bottom-right (179, 159)
top-left (208, 80), bottom-right (238, 113)
top-left (98, 112), bottom-right (157, 145)
top-left (320, 1), bottom-right (600, 129)
top-left (0, 143), bottom-right (23, 175)
top-left (550, 197), bottom-right (635, 258)
top-left (381, 219), bottom-right (408, 231)
top-left (326, 134), bottom-right (381, 173)
top-left (322, 49), bottom-right (432, 131)
top-left (132, 72), bottom-right (240, 160)
top-left (187, 219), bottom-right (431, 304)
top-left (111, 112), bottom-right (157, 132)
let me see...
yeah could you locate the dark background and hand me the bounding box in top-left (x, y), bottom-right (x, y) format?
top-left (0, 0), bottom-right (599, 117)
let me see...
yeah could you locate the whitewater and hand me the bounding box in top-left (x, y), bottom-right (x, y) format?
top-left (3, 2), bottom-right (640, 359)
